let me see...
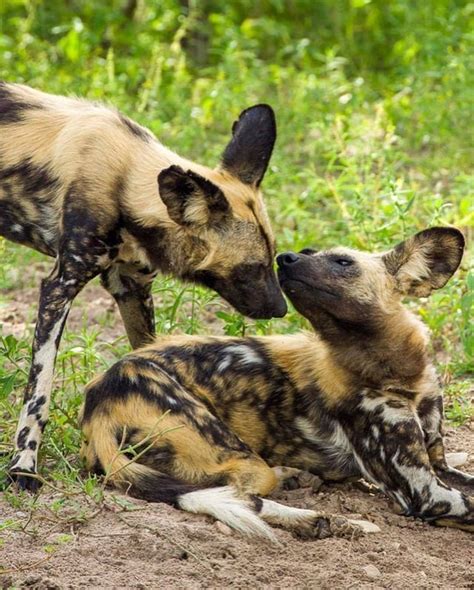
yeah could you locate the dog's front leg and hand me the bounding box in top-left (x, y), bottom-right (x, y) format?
top-left (417, 392), bottom-right (473, 490)
top-left (8, 258), bottom-right (102, 490)
top-left (341, 392), bottom-right (473, 532)
top-left (100, 264), bottom-right (156, 349)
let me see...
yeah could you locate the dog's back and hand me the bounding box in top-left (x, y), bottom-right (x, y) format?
top-left (0, 81), bottom-right (111, 169)
top-left (0, 82), bottom-right (152, 255)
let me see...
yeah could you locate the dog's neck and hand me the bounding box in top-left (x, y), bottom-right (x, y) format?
top-left (308, 306), bottom-right (437, 396)
top-left (111, 140), bottom-right (217, 274)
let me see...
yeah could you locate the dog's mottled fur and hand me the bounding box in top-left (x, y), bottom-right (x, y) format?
top-left (81, 227), bottom-right (473, 539)
top-left (0, 82), bottom-right (287, 489)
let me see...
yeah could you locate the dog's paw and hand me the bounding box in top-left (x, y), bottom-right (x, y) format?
top-left (295, 514), bottom-right (366, 540)
top-left (438, 468), bottom-right (474, 494)
top-left (7, 470), bottom-right (42, 493)
top-left (281, 470), bottom-right (323, 492)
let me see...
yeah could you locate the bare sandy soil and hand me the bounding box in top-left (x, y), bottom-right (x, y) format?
top-left (1, 268), bottom-right (473, 589)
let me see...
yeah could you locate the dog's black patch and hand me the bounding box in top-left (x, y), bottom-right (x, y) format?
top-left (0, 82), bottom-right (42, 124)
top-left (0, 158), bottom-right (60, 256)
top-left (27, 395), bottom-right (46, 416)
top-left (16, 426), bottom-right (30, 450)
top-left (119, 114), bottom-right (151, 142)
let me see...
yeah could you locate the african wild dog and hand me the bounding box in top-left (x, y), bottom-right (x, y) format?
top-left (0, 82), bottom-right (287, 490)
top-left (80, 227), bottom-right (473, 539)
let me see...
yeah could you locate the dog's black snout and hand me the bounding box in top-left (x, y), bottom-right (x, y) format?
top-left (277, 252), bottom-right (300, 268)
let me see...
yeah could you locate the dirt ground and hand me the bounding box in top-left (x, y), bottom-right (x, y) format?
top-left (1, 272), bottom-right (473, 589)
top-left (0, 425), bottom-right (473, 589)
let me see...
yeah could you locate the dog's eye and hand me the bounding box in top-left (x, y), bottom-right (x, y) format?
top-left (336, 258), bottom-right (353, 267)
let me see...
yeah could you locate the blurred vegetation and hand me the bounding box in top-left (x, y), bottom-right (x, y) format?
top-left (0, 1), bottom-right (473, 485)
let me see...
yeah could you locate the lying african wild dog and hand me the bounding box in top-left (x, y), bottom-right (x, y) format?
top-left (0, 82), bottom-right (287, 490)
top-left (80, 227), bottom-right (473, 539)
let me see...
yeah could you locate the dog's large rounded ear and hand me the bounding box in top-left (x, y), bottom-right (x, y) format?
top-left (158, 165), bottom-right (230, 227)
top-left (221, 104), bottom-right (276, 187)
top-left (382, 227), bottom-right (465, 297)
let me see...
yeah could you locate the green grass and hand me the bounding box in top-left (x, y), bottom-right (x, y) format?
top-left (0, 0), bottom-right (473, 500)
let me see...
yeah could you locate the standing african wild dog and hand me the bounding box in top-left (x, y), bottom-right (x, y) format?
top-left (0, 82), bottom-right (287, 490)
top-left (81, 227), bottom-right (473, 539)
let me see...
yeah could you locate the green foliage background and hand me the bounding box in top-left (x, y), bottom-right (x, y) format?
top-left (0, 0), bottom-right (472, 481)
top-left (1, 1), bottom-right (473, 241)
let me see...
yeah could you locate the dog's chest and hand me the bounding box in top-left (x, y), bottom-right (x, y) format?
top-left (115, 229), bottom-right (155, 272)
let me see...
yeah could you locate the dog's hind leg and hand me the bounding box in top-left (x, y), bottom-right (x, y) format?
top-left (272, 466), bottom-right (323, 492)
top-left (257, 498), bottom-right (363, 540)
top-left (417, 393), bottom-right (474, 490)
top-left (100, 264), bottom-right (156, 349)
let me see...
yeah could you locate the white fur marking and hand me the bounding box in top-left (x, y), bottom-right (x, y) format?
top-left (392, 450), bottom-right (467, 517)
top-left (13, 307), bottom-right (71, 470)
top-left (34, 308), bottom-right (69, 405)
top-left (360, 396), bottom-right (414, 425)
top-left (178, 487), bottom-right (276, 541)
top-left (225, 345), bottom-right (263, 366)
top-left (259, 499), bottom-right (318, 527)
top-left (217, 355), bottom-right (232, 373)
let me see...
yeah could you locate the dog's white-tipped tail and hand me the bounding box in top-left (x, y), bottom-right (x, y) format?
top-left (178, 486), bottom-right (277, 542)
